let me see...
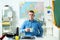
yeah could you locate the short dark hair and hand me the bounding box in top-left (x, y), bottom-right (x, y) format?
top-left (29, 10), bottom-right (34, 14)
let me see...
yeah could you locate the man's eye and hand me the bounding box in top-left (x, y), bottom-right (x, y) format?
top-left (29, 14), bottom-right (34, 16)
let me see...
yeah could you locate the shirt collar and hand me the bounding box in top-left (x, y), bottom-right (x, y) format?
top-left (29, 19), bottom-right (35, 22)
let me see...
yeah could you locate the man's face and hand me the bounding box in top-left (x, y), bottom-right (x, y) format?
top-left (28, 12), bottom-right (34, 20)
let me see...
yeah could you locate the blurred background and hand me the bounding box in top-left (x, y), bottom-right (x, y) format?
top-left (0, 0), bottom-right (60, 40)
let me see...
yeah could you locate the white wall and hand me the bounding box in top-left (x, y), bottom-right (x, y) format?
top-left (0, 4), bottom-right (2, 37)
top-left (53, 25), bottom-right (60, 40)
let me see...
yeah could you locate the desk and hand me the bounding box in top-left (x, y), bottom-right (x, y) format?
top-left (3, 36), bottom-right (58, 40)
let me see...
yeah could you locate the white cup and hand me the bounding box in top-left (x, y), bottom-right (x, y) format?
top-left (30, 28), bottom-right (33, 32)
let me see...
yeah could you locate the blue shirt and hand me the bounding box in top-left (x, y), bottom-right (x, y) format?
top-left (20, 19), bottom-right (43, 37)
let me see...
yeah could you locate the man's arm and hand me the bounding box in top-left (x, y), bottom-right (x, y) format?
top-left (37, 22), bottom-right (43, 37)
top-left (20, 21), bottom-right (30, 33)
top-left (20, 21), bottom-right (26, 33)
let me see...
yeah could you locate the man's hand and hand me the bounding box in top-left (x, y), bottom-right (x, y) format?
top-left (25, 28), bottom-right (30, 32)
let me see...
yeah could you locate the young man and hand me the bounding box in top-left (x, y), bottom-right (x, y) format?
top-left (20, 10), bottom-right (43, 37)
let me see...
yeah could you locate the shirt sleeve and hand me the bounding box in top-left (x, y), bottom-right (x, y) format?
top-left (37, 22), bottom-right (43, 37)
top-left (20, 21), bottom-right (26, 33)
